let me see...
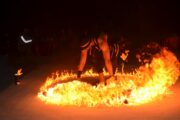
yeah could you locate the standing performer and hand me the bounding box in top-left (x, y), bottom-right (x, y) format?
top-left (77, 32), bottom-right (113, 84)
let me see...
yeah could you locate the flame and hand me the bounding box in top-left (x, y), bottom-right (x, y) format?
top-left (38, 48), bottom-right (180, 107)
top-left (120, 49), bottom-right (129, 61)
top-left (15, 68), bottom-right (23, 76)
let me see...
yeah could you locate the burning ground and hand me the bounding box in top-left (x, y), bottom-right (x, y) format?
top-left (38, 48), bottom-right (180, 107)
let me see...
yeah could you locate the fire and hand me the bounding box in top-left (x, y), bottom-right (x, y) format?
top-left (15, 68), bottom-right (23, 76)
top-left (120, 49), bottom-right (129, 61)
top-left (38, 48), bottom-right (180, 107)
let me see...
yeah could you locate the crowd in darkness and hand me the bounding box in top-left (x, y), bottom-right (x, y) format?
top-left (0, 28), bottom-right (77, 56)
top-left (1, 27), bottom-right (179, 57)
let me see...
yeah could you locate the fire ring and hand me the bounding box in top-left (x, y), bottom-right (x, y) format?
top-left (38, 48), bottom-right (180, 107)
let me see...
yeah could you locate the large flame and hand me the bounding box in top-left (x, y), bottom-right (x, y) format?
top-left (38, 48), bottom-right (180, 107)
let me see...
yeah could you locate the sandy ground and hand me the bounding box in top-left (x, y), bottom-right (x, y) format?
top-left (0, 64), bottom-right (180, 120)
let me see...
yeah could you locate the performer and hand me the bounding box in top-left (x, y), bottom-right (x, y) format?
top-left (77, 32), bottom-right (113, 84)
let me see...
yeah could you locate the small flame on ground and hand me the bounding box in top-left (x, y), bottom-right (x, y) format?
top-left (38, 48), bottom-right (180, 107)
top-left (15, 68), bottom-right (23, 76)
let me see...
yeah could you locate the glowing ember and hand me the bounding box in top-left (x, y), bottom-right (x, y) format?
top-left (15, 68), bottom-right (23, 76)
top-left (38, 48), bottom-right (180, 107)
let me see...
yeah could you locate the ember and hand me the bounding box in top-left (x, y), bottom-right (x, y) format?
top-left (38, 48), bottom-right (180, 107)
top-left (14, 68), bottom-right (23, 85)
top-left (15, 68), bottom-right (23, 76)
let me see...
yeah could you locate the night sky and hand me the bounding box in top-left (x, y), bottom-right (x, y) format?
top-left (2, 0), bottom-right (180, 35)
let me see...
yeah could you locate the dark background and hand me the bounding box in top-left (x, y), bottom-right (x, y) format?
top-left (1, 1), bottom-right (180, 34)
top-left (0, 0), bottom-right (180, 90)
top-left (1, 0), bottom-right (180, 49)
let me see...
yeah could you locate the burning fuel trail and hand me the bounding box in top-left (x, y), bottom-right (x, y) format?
top-left (38, 48), bottom-right (180, 107)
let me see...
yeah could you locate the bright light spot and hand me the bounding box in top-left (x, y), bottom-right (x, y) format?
top-left (20, 35), bottom-right (32, 44)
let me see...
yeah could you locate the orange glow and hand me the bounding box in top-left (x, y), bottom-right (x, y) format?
top-left (120, 49), bottom-right (129, 61)
top-left (15, 68), bottom-right (23, 76)
top-left (38, 48), bottom-right (180, 107)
